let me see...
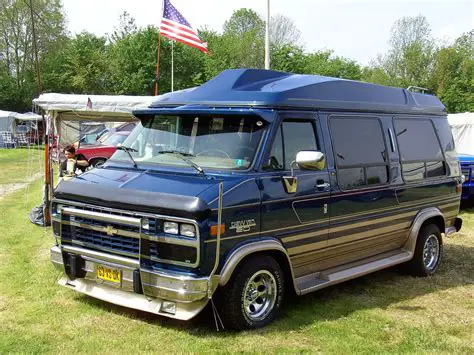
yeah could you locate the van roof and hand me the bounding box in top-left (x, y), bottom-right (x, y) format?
top-left (142, 69), bottom-right (446, 115)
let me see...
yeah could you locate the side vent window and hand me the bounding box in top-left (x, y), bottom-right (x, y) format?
top-left (393, 118), bottom-right (447, 181)
top-left (330, 116), bottom-right (389, 190)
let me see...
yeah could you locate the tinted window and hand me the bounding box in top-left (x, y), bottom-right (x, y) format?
top-left (433, 118), bottom-right (455, 153)
top-left (330, 116), bottom-right (389, 189)
top-left (331, 117), bottom-right (387, 167)
top-left (394, 119), bottom-right (443, 161)
top-left (282, 121), bottom-right (317, 168)
top-left (264, 120), bottom-right (318, 170)
top-left (266, 126), bottom-right (284, 170)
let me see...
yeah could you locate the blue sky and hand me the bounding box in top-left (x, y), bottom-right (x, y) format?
top-left (62, 0), bottom-right (473, 65)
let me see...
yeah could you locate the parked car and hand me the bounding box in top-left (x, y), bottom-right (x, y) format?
top-left (459, 154), bottom-right (474, 202)
top-left (76, 131), bottom-right (130, 167)
top-left (50, 69), bottom-right (463, 330)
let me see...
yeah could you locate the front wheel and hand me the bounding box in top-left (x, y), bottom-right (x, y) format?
top-left (216, 255), bottom-right (285, 330)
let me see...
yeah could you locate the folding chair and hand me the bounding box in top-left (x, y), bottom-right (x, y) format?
top-left (16, 133), bottom-right (30, 147)
top-left (0, 131), bottom-right (15, 148)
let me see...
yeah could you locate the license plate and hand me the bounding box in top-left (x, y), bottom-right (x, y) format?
top-left (96, 265), bottom-right (121, 283)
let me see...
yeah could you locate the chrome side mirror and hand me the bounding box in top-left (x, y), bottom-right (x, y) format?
top-left (295, 151), bottom-right (326, 171)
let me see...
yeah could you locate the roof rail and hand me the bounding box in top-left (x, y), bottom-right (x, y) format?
top-left (406, 86), bottom-right (433, 95)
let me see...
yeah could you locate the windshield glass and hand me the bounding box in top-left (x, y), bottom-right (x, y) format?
top-left (110, 115), bottom-right (266, 170)
top-left (101, 133), bottom-right (127, 146)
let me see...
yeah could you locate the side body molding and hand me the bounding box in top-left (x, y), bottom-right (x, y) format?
top-left (403, 207), bottom-right (445, 253)
top-left (217, 239), bottom-right (298, 293)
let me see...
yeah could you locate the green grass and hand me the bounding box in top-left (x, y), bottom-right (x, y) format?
top-left (0, 151), bottom-right (473, 353)
top-left (0, 148), bottom-right (44, 184)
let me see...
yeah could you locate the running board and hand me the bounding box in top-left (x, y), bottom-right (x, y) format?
top-left (296, 250), bottom-right (413, 295)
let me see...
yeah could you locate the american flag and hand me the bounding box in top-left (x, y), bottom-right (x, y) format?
top-left (86, 97), bottom-right (93, 110)
top-left (159, 0), bottom-right (208, 53)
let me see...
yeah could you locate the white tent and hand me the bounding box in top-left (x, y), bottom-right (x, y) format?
top-left (447, 112), bottom-right (474, 156)
top-left (0, 110), bottom-right (15, 132)
top-left (33, 93), bottom-right (156, 145)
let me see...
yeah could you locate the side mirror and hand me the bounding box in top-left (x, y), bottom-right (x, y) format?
top-left (282, 151), bottom-right (325, 194)
top-left (296, 151), bottom-right (326, 171)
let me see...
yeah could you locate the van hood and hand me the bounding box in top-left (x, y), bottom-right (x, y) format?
top-left (53, 167), bottom-right (249, 219)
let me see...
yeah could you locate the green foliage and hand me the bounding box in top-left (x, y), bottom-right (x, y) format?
top-left (429, 31), bottom-right (474, 113)
top-left (0, 6), bottom-right (471, 114)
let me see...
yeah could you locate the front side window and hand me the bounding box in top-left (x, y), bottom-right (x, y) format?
top-left (264, 120), bottom-right (318, 170)
top-left (110, 115), bottom-right (266, 170)
top-left (330, 116), bottom-right (389, 189)
top-left (394, 118), bottom-right (446, 181)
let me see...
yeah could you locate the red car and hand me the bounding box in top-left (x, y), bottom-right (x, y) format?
top-left (76, 131), bottom-right (130, 167)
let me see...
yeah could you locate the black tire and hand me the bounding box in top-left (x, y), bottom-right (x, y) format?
top-left (216, 254), bottom-right (285, 330)
top-left (404, 224), bottom-right (443, 277)
top-left (90, 158), bottom-right (106, 168)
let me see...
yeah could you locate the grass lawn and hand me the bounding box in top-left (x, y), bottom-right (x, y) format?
top-left (0, 148), bottom-right (44, 184)
top-left (0, 151), bottom-right (473, 353)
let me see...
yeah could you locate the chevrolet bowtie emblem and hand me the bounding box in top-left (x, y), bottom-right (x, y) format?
top-left (104, 225), bottom-right (118, 236)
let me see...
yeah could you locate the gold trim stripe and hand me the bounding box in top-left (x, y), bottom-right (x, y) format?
top-left (204, 196), bottom-right (459, 243)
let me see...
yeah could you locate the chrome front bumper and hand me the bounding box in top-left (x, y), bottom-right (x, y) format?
top-left (51, 245), bottom-right (213, 320)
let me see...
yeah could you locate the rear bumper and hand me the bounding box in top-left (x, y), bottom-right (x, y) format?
top-left (51, 245), bottom-right (212, 320)
top-left (445, 217), bottom-right (463, 236)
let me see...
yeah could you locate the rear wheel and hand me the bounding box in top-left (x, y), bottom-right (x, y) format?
top-left (216, 254), bottom-right (284, 330)
top-left (404, 224), bottom-right (443, 276)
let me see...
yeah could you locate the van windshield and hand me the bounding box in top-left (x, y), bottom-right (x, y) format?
top-left (110, 115), bottom-right (266, 170)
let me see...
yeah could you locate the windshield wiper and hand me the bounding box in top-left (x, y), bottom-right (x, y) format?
top-left (116, 146), bottom-right (138, 168)
top-left (158, 150), bottom-right (205, 174)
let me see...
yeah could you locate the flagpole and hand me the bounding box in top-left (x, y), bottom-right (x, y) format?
top-left (171, 40), bottom-right (174, 92)
top-left (265, 0), bottom-right (270, 70)
top-left (154, 32), bottom-right (161, 95)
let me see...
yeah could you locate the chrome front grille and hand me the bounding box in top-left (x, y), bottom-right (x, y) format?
top-left (461, 164), bottom-right (473, 182)
top-left (54, 201), bottom-right (201, 267)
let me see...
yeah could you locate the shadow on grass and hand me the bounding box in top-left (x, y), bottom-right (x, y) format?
top-left (74, 239), bottom-right (474, 335)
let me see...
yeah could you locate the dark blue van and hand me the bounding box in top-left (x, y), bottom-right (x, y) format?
top-left (459, 154), bottom-right (474, 202)
top-left (50, 69), bottom-right (463, 329)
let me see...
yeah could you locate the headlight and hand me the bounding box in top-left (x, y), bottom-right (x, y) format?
top-left (180, 224), bottom-right (196, 238)
top-left (141, 218), bottom-right (150, 230)
top-left (164, 221), bottom-right (179, 235)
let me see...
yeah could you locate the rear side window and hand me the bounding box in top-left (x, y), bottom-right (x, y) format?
top-left (330, 116), bottom-right (389, 189)
top-left (393, 118), bottom-right (446, 181)
top-left (432, 118), bottom-right (456, 157)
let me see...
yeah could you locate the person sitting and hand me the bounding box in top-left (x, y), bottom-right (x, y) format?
top-left (59, 145), bottom-right (89, 178)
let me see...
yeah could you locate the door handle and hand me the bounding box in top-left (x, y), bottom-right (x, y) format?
top-left (316, 182), bottom-right (330, 190)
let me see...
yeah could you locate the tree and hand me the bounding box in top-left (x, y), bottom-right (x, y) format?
top-left (367, 15), bottom-right (435, 88)
top-left (0, 0), bottom-right (67, 111)
top-left (45, 32), bottom-right (109, 94)
top-left (270, 14), bottom-right (301, 48)
top-left (430, 31), bottom-right (474, 113)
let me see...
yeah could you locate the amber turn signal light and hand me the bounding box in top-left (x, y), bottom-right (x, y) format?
top-left (210, 224), bottom-right (225, 237)
top-left (456, 184), bottom-right (462, 194)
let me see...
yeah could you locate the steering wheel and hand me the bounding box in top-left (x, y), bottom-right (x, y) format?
top-left (196, 149), bottom-right (231, 158)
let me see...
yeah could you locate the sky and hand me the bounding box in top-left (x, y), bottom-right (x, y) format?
top-left (61, 0), bottom-right (473, 65)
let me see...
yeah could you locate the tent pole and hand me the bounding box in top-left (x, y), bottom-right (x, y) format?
top-left (43, 114), bottom-right (51, 226)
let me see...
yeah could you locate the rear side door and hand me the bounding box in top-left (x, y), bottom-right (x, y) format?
top-left (259, 112), bottom-right (330, 278)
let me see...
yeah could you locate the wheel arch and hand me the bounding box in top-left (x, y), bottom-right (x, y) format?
top-left (404, 207), bottom-right (445, 253)
top-left (218, 239), bottom-right (297, 293)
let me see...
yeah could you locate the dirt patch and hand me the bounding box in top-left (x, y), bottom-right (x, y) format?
top-left (0, 172), bottom-right (43, 200)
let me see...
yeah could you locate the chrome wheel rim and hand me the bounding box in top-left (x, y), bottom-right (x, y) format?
top-left (243, 270), bottom-right (277, 321)
top-left (423, 234), bottom-right (440, 270)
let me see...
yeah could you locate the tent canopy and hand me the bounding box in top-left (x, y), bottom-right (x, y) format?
top-left (32, 93), bottom-right (156, 146)
top-left (448, 112), bottom-right (474, 156)
top-left (11, 112), bottom-right (43, 121)
top-left (33, 93), bottom-right (155, 122)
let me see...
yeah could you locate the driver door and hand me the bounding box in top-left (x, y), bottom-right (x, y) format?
top-left (260, 113), bottom-right (331, 278)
